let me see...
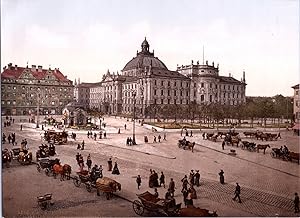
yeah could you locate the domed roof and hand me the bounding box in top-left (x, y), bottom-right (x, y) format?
top-left (122, 55), bottom-right (168, 71)
top-left (122, 38), bottom-right (168, 71)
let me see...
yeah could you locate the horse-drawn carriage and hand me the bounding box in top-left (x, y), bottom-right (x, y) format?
top-left (2, 149), bottom-right (12, 167)
top-left (36, 144), bottom-right (56, 161)
top-left (224, 135), bottom-right (241, 147)
top-left (11, 148), bottom-right (32, 165)
top-left (178, 140), bottom-right (195, 152)
top-left (73, 170), bottom-right (102, 192)
top-left (44, 130), bottom-right (68, 145)
top-left (132, 191), bottom-right (181, 217)
top-left (95, 177), bottom-right (121, 200)
top-left (270, 148), bottom-right (300, 164)
top-left (37, 193), bottom-right (54, 210)
top-left (241, 141), bottom-right (256, 152)
top-left (36, 158), bottom-right (60, 176)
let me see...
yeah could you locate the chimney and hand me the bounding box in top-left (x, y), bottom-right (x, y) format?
top-left (14, 65), bottom-right (18, 70)
top-left (8, 63), bottom-right (12, 69)
top-left (31, 65), bottom-right (36, 72)
top-left (38, 65), bottom-right (42, 72)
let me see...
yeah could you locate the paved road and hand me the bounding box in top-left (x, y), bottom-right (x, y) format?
top-left (2, 116), bottom-right (299, 217)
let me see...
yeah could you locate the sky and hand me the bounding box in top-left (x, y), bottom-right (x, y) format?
top-left (1, 0), bottom-right (299, 97)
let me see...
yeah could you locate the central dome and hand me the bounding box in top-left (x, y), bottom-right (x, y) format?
top-left (122, 38), bottom-right (168, 71)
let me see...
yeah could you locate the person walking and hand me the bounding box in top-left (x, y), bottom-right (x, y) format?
top-left (94, 133), bottom-right (97, 140)
top-left (136, 175), bottom-right (142, 189)
top-left (124, 124), bottom-right (127, 130)
top-left (194, 170), bottom-right (200, 187)
top-left (112, 162), bottom-right (120, 175)
top-left (86, 154), bottom-right (92, 171)
top-left (163, 132), bottom-right (166, 140)
top-left (8, 134), bottom-right (11, 144)
top-left (222, 140), bottom-right (225, 150)
top-left (294, 192), bottom-right (299, 213)
top-left (20, 124), bottom-right (23, 131)
top-left (160, 172), bottom-right (165, 188)
top-left (153, 136), bottom-right (157, 143)
top-left (107, 157), bottom-right (113, 171)
top-left (81, 140), bottom-right (85, 150)
top-left (219, 170), bottom-right (225, 184)
top-left (189, 170), bottom-right (195, 186)
top-left (190, 130), bottom-right (193, 137)
top-left (76, 153), bottom-right (80, 165)
top-left (168, 178), bottom-right (175, 197)
top-left (232, 183), bottom-right (242, 203)
top-left (158, 135), bottom-right (161, 142)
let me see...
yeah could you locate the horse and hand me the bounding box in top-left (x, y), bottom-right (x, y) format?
top-left (256, 144), bottom-right (270, 154)
top-left (217, 132), bottom-right (227, 139)
top-left (53, 164), bottom-right (64, 180)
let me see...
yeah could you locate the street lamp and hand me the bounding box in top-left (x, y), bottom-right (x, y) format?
top-left (36, 93), bottom-right (40, 128)
top-left (132, 91), bottom-right (137, 145)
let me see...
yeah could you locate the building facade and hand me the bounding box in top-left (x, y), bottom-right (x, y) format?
top-left (88, 38), bottom-right (247, 117)
top-left (292, 84), bottom-right (300, 122)
top-left (1, 63), bottom-right (74, 115)
top-left (74, 80), bottom-right (99, 110)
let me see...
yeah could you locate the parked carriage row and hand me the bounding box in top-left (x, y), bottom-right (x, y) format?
top-left (2, 148), bottom-right (32, 167)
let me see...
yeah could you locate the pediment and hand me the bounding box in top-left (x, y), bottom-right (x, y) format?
top-left (19, 70), bottom-right (35, 79)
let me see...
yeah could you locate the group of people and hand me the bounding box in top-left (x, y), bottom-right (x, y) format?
top-left (279, 145), bottom-right (290, 155)
top-left (77, 140), bottom-right (85, 150)
top-left (181, 128), bottom-right (193, 137)
top-left (126, 137), bottom-right (134, 146)
top-left (3, 116), bottom-right (14, 127)
top-left (152, 133), bottom-right (167, 143)
top-left (87, 131), bottom-right (107, 140)
top-left (2, 132), bottom-right (16, 145)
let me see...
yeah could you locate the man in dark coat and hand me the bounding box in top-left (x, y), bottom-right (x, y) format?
top-left (168, 178), bottom-right (175, 197)
top-left (160, 172), bottom-right (165, 188)
top-left (219, 170), bottom-right (225, 184)
top-left (194, 170), bottom-right (200, 187)
top-left (107, 158), bottom-right (113, 171)
top-left (136, 175), bottom-right (142, 189)
top-left (232, 183), bottom-right (241, 203)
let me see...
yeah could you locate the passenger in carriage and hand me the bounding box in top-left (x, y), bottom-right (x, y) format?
top-left (283, 145), bottom-right (289, 155)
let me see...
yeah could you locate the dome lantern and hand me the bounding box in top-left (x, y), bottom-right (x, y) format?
top-left (141, 37), bottom-right (150, 53)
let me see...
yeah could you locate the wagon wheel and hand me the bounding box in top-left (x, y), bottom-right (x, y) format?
top-left (133, 200), bottom-right (144, 216)
top-left (270, 152), bottom-right (275, 158)
top-left (45, 168), bottom-right (50, 176)
top-left (73, 176), bottom-right (81, 187)
top-left (86, 182), bottom-right (92, 192)
top-left (37, 165), bottom-right (41, 173)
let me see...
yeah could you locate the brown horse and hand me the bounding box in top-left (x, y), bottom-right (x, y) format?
top-left (256, 144), bottom-right (270, 154)
top-left (53, 164), bottom-right (64, 180)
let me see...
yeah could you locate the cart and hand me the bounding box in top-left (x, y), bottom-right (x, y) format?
top-left (37, 193), bottom-right (54, 210)
top-left (132, 191), bottom-right (181, 216)
top-left (95, 177), bottom-right (121, 200)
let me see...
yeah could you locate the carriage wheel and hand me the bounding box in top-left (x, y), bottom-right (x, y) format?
top-left (73, 176), bottom-right (81, 187)
top-left (270, 152), bottom-right (275, 158)
top-left (37, 165), bottom-right (41, 173)
top-left (133, 200), bottom-right (144, 216)
top-left (86, 182), bottom-right (92, 192)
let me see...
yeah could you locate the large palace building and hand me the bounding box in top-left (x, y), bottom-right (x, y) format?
top-left (1, 63), bottom-right (74, 115)
top-left (81, 38), bottom-right (246, 116)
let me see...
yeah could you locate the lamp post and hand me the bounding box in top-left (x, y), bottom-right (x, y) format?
top-left (36, 93), bottom-right (40, 128)
top-left (132, 91), bottom-right (137, 145)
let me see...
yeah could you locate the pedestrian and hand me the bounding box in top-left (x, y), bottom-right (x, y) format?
top-left (136, 175), bottom-right (142, 189)
top-left (87, 131), bottom-right (90, 138)
top-left (129, 137), bottom-right (132, 145)
top-left (154, 188), bottom-right (159, 198)
top-left (94, 133), bottom-right (97, 140)
top-left (81, 140), bottom-right (85, 150)
top-left (12, 118), bottom-right (14, 123)
top-left (186, 130), bottom-right (188, 137)
top-left (219, 170), bottom-right (225, 184)
top-left (76, 153), bottom-right (80, 164)
top-left (8, 134), bottom-right (11, 144)
top-left (77, 144), bottom-right (81, 150)
top-left (189, 170), bottom-right (195, 186)
top-left (294, 192), bottom-right (299, 213)
top-left (78, 155), bottom-right (84, 171)
top-left (181, 175), bottom-right (188, 192)
top-left (222, 140), bottom-right (225, 150)
top-left (232, 183), bottom-right (242, 203)
top-left (194, 170), bottom-right (200, 187)
top-left (153, 136), bottom-right (157, 143)
top-left (99, 131), bottom-right (102, 139)
top-left (124, 124), bottom-right (127, 130)
top-left (2, 133), bottom-right (6, 144)
top-left (190, 130), bottom-right (193, 137)
top-left (104, 132), bottom-right (107, 138)
top-left (107, 157), bottom-right (113, 171)
top-left (118, 128), bottom-right (120, 134)
top-left (42, 125), bottom-right (44, 130)
top-left (158, 135), bottom-right (161, 142)
top-left (168, 178), bottom-right (175, 197)
top-left (160, 172), bottom-right (165, 188)
top-left (112, 162), bottom-right (120, 175)
top-left (163, 132), bottom-right (166, 140)
top-left (182, 188), bottom-right (188, 206)
top-left (86, 154), bottom-right (92, 171)
top-left (20, 124), bottom-right (23, 131)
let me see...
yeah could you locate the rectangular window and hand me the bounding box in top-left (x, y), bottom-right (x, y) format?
top-left (154, 99), bottom-right (157, 104)
top-left (161, 81), bottom-right (164, 86)
top-left (181, 82), bottom-right (183, 87)
top-left (194, 91), bottom-right (196, 97)
top-left (154, 90), bottom-right (157, 95)
top-left (154, 80), bottom-right (157, 85)
top-left (210, 83), bottom-right (212, 88)
top-left (174, 90), bottom-right (176, 96)
top-left (186, 91), bottom-right (189, 96)
top-left (168, 99), bottom-right (170, 104)
top-left (168, 90), bottom-right (170, 96)
top-left (180, 91), bottom-right (183, 96)
top-left (174, 82), bottom-right (177, 87)
top-left (201, 83), bottom-right (204, 88)
top-left (168, 81), bottom-right (170, 86)
top-left (161, 90), bottom-right (164, 96)
top-left (161, 99), bottom-right (163, 104)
